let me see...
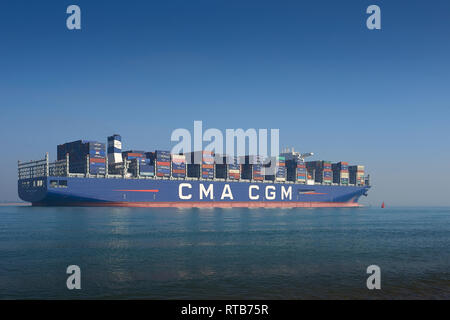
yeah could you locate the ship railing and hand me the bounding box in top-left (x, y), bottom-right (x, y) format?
top-left (18, 159), bottom-right (47, 179)
top-left (18, 153), bottom-right (50, 180)
top-left (18, 153), bottom-right (70, 180)
top-left (48, 159), bottom-right (69, 177)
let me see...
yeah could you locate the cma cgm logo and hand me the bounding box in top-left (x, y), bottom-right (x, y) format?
top-left (178, 183), bottom-right (292, 200)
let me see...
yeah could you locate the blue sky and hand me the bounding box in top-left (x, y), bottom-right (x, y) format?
top-left (1, 0), bottom-right (449, 205)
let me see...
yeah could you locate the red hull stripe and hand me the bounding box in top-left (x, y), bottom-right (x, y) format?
top-left (35, 201), bottom-right (362, 208)
top-left (302, 192), bottom-right (327, 195)
top-left (113, 189), bottom-right (159, 192)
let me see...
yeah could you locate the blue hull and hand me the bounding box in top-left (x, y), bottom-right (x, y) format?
top-left (18, 177), bottom-right (370, 207)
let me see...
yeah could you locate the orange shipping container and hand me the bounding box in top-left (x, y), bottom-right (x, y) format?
top-left (127, 153), bottom-right (143, 157)
top-left (157, 161), bottom-right (170, 166)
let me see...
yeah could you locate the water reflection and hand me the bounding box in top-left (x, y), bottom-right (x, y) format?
top-left (0, 206), bottom-right (449, 299)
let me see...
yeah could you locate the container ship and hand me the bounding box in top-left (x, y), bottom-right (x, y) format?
top-left (18, 135), bottom-right (370, 207)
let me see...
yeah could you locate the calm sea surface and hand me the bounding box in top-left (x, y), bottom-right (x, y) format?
top-left (0, 206), bottom-right (448, 299)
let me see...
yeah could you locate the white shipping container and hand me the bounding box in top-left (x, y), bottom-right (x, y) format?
top-left (172, 154), bottom-right (186, 160)
top-left (108, 153), bottom-right (123, 164)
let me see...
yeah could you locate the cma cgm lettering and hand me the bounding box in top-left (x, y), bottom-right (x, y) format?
top-left (178, 183), bottom-right (294, 201)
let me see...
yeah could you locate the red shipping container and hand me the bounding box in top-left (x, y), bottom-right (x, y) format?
top-left (127, 153), bottom-right (144, 157)
top-left (90, 158), bottom-right (106, 163)
top-left (157, 161), bottom-right (170, 166)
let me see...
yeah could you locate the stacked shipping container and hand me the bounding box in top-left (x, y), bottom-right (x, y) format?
top-left (227, 156), bottom-right (240, 181)
top-left (286, 159), bottom-right (307, 183)
top-left (184, 151), bottom-right (214, 179)
top-left (241, 155), bottom-right (264, 181)
top-left (171, 154), bottom-right (186, 178)
top-left (57, 140), bottom-right (106, 175)
top-left (107, 134), bottom-right (123, 164)
top-left (57, 135), bottom-right (367, 184)
top-left (252, 158), bottom-right (264, 181)
top-left (275, 156), bottom-right (286, 182)
top-left (122, 150), bottom-right (145, 161)
top-left (201, 151), bottom-right (215, 179)
top-left (214, 155), bottom-right (227, 179)
top-left (349, 165), bottom-right (365, 186)
top-left (123, 151), bottom-right (154, 177)
top-left (127, 158), bottom-right (155, 177)
top-left (140, 159), bottom-right (155, 176)
top-left (87, 141), bottom-right (106, 175)
top-left (147, 151), bottom-right (171, 178)
top-left (322, 161), bottom-right (333, 184)
top-left (264, 156), bottom-right (286, 181)
top-left (306, 167), bottom-right (315, 185)
top-left (332, 162), bottom-right (349, 185)
top-left (185, 151), bottom-right (200, 178)
top-left (296, 161), bottom-right (307, 183)
top-left (306, 161), bottom-right (333, 184)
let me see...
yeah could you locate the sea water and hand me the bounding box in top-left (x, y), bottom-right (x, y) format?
top-left (0, 206), bottom-right (448, 299)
